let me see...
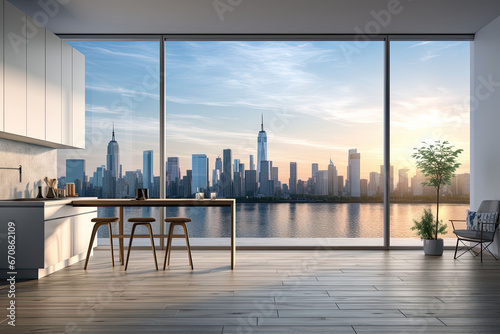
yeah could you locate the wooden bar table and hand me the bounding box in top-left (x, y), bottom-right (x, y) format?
top-left (72, 199), bottom-right (236, 269)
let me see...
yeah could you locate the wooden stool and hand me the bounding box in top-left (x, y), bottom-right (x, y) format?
top-left (163, 217), bottom-right (193, 270)
top-left (125, 217), bottom-right (158, 270)
top-left (84, 217), bottom-right (117, 270)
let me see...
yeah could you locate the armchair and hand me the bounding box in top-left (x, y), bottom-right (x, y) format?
top-left (450, 200), bottom-right (500, 263)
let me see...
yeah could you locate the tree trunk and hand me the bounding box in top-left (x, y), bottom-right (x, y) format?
top-left (435, 186), bottom-right (440, 240)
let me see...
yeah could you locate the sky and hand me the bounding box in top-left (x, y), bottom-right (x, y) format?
top-left (58, 40), bottom-right (470, 185)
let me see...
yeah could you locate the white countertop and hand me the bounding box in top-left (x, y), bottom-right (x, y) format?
top-left (0, 197), bottom-right (96, 207)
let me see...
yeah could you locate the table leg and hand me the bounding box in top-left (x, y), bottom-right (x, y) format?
top-left (231, 200), bottom-right (236, 270)
top-left (119, 206), bottom-right (124, 265)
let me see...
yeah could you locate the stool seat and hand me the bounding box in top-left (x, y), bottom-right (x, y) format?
top-left (164, 217), bottom-right (191, 223)
top-left (128, 217), bottom-right (155, 223)
top-left (91, 217), bottom-right (119, 223)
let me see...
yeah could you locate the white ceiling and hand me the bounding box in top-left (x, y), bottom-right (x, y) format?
top-left (9, 0), bottom-right (500, 35)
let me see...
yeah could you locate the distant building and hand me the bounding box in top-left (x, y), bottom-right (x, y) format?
top-left (259, 160), bottom-right (272, 196)
top-left (222, 149), bottom-right (232, 197)
top-left (337, 175), bottom-right (344, 197)
top-left (104, 127), bottom-right (119, 198)
top-left (245, 170), bottom-right (257, 197)
top-left (368, 172), bottom-right (380, 196)
top-left (66, 159), bottom-right (85, 196)
top-left (398, 168), bottom-right (409, 196)
top-left (143, 150), bottom-right (154, 192)
top-left (360, 179), bottom-right (368, 197)
top-left (272, 166), bottom-right (279, 195)
top-left (347, 149), bottom-right (360, 197)
top-left (289, 162), bottom-right (297, 194)
top-left (249, 155), bottom-right (255, 171)
top-left (166, 157), bottom-right (180, 197)
top-left (257, 115), bottom-right (267, 181)
top-left (192, 154), bottom-right (209, 195)
top-left (315, 170), bottom-right (328, 196)
top-left (328, 159), bottom-right (338, 196)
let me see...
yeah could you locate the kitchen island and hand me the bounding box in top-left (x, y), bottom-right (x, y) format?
top-left (0, 198), bottom-right (97, 279)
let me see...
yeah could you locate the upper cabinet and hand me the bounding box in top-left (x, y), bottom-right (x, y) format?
top-left (0, 1), bottom-right (3, 131)
top-left (27, 14), bottom-right (46, 141)
top-left (3, 1), bottom-right (27, 136)
top-left (1, 0), bottom-right (85, 149)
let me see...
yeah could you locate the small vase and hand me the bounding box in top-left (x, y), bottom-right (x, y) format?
top-left (46, 187), bottom-right (56, 198)
top-left (36, 186), bottom-right (44, 198)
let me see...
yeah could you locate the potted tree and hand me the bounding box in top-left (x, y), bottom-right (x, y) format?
top-left (411, 140), bottom-right (463, 256)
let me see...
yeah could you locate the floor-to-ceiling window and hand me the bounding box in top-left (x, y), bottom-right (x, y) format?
top-left (57, 40), bottom-right (161, 244)
top-left (57, 36), bottom-right (470, 247)
top-left (164, 40), bottom-right (385, 246)
top-left (390, 40), bottom-right (470, 246)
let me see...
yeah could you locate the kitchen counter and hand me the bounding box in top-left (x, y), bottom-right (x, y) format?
top-left (0, 198), bottom-right (97, 279)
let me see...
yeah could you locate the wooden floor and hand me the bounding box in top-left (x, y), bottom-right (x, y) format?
top-left (2, 249), bottom-right (500, 333)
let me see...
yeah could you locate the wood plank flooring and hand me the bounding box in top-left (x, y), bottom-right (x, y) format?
top-left (1, 249), bottom-right (500, 333)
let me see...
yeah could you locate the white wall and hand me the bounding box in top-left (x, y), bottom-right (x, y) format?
top-left (471, 15), bottom-right (500, 256)
top-left (0, 138), bottom-right (57, 199)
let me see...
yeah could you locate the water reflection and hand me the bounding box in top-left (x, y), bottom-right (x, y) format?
top-left (97, 203), bottom-right (468, 239)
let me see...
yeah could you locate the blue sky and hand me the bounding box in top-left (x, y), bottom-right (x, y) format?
top-left (58, 40), bottom-right (470, 184)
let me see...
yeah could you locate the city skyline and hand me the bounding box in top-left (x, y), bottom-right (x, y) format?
top-left (58, 40), bottom-right (470, 184)
top-left (61, 125), bottom-right (470, 200)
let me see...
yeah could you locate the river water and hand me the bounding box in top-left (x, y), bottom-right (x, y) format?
top-left (97, 203), bottom-right (469, 238)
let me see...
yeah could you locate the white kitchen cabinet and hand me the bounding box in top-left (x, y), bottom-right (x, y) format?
top-left (0, 0), bottom-right (4, 131)
top-left (45, 29), bottom-right (62, 144)
top-left (61, 42), bottom-right (73, 146)
top-left (0, 198), bottom-right (97, 279)
top-left (73, 49), bottom-right (85, 149)
top-left (3, 0), bottom-right (27, 136)
top-left (26, 15), bottom-right (46, 140)
top-left (0, 0), bottom-right (85, 149)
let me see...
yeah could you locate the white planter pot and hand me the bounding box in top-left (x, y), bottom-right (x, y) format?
top-left (423, 239), bottom-right (444, 256)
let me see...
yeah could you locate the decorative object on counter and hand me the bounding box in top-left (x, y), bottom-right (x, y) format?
top-left (0, 165), bottom-right (22, 182)
top-left (135, 188), bottom-right (149, 200)
top-left (44, 177), bottom-right (57, 198)
top-left (66, 183), bottom-right (76, 197)
top-left (196, 192), bottom-right (205, 200)
top-left (210, 192), bottom-right (216, 199)
top-left (36, 186), bottom-right (44, 199)
top-left (56, 188), bottom-right (66, 198)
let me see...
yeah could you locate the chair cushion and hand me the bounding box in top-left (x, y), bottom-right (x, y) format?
top-left (454, 229), bottom-right (495, 242)
top-left (128, 217), bottom-right (156, 223)
top-left (466, 210), bottom-right (498, 232)
top-left (91, 217), bottom-right (119, 223)
top-left (164, 217), bottom-right (191, 223)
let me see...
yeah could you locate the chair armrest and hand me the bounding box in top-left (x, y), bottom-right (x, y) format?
top-left (449, 219), bottom-right (466, 231)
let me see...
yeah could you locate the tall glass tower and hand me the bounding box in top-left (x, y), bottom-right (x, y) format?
top-left (192, 154), bottom-right (209, 195)
top-left (257, 114), bottom-right (267, 180)
top-left (347, 148), bottom-right (361, 197)
top-left (143, 150), bottom-right (153, 191)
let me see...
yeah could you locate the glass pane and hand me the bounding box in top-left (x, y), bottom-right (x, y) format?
top-left (165, 40), bottom-right (384, 246)
top-left (58, 41), bottom-right (160, 244)
top-left (390, 41), bottom-right (470, 246)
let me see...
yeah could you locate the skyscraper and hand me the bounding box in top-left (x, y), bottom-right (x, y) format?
top-left (143, 150), bottom-right (153, 191)
top-left (222, 149), bottom-right (232, 197)
top-left (106, 126), bottom-right (119, 179)
top-left (257, 114), bottom-right (267, 180)
top-left (66, 159), bottom-right (85, 196)
top-left (328, 159), bottom-right (338, 197)
top-left (192, 154), bottom-right (209, 195)
top-left (259, 160), bottom-right (271, 196)
top-left (289, 162), bottom-right (297, 194)
top-left (312, 163), bottom-right (319, 180)
top-left (398, 168), bottom-right (409, 196)
top-left (249, 155), bottom-right (255, 171)
top-left (104, 127), bottom-right (119, 198)
top-left (166, 157), bottom-right (180, 197)
top-left (347, 149), bottom-right (360, 197)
